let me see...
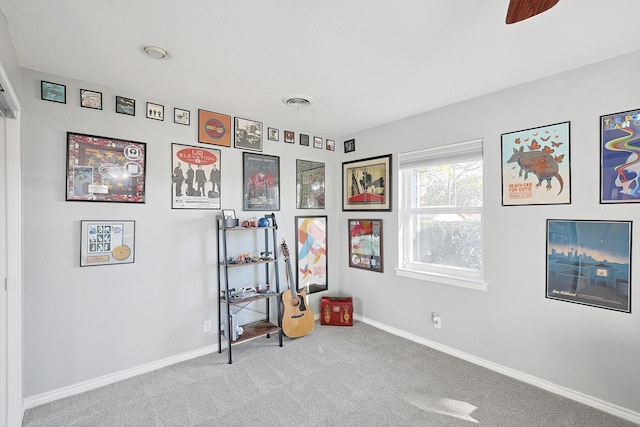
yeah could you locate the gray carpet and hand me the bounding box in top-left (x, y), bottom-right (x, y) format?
top-left (22, 321), bottom-right (636, 426)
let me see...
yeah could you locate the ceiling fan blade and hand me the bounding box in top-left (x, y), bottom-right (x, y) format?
top-left (506, 0), bottom-right (559, 24)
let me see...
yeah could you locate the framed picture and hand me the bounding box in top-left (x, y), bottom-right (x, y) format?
top-left (235, 117), bottom-right (263, 151)
top-left (501, 121), bottom-right (571, 206)
top-left (300, 134), bottom-right (309, 146)
top-left (80, 89), bottom-right (102, 110)
top-left (342, 154), bottom-right (392, 211)
top-left (174, 108), bottom-right (190, 125)
top-left (344, 139), bottom-right (355, 153)
top-left (326, 139), bottom-right (335, 151)
top-left (171, 143), bottom-right (221, 209)
top-left (146, 102), bottom-right (164, 121)
top-left (313, 136), bottom-right (323, 149)
top-left (66, 132), bottom-right (146, 203)
top-left (296, 159), bottom-right (325, 209)
top-left (546, 219), bottom-right (631, 313)
top-left (222, 209), bottom-right (236, 219)
top-left (115, 96), bottom-right (135, 116)
top-left (600, 108), bottom-right (640, 203)
top-left (284, 131), bottom-right (295, 143)
top-left (198, 109), bottom-right (231, 147)
top-left (348, 219), bottom-right (383, 273)
top-left (295, 216), bottom-right (328, 294)
top-left (41, 80), bottom-right (66, 104)
top-left (80, 220), bottom-right (135, 267)
top-left (268, 127), bottom-right (279, 141)
top-left (243, 152), bottom-right (280, 210)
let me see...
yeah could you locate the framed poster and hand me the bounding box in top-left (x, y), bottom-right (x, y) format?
top-left (146, 102), bottom-right (164, 121)
top-left (342, 154), bottom-right (391, 211)
top-left (296, 159), bottom-right (325, 209)
top-left (300, 134), bottom-right (309, 146)
top-left (80, 89), bottom-right (102, 110)
top-left (546, 219), bottom-right (631, 313)
top-left (115, 96), bottom-right (135, 116)
top-left (268, 127), bottom-right (279, 141)
top-left (80, 220), bottom-right (135, 267)
top-left (66, 132), bottom-right (146, 203)
top-left (174, 108), bottom-right (190, 125)
top-left (295, 216), bottom-right (328, 294)
top-left (243, 152), bottom-right (280, 210)
top-left (326, 139), bottom-right (335, 151)
top-left (600, 108), bottom-right (640, 203)
top-left (41, 80), bottom-right (66, 103)
top-left (501, 121), bottom-right (571, 206)
top-left (284, 131), bottom-right (295, 143)
top-left (199, 109), bottom-right (231, 147)
top-left (344, 139), bottom-right (355, 153)
top-left (171, 143), bottom-right (221, 209)
top-left (348, 219), bottom-right (383, 273)
top-left (234, 117), bottom-right (263, 151)
top-left (313, 136), bottom-right (323, 149)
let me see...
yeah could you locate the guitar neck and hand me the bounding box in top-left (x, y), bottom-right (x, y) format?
top-left (284, 256), bottom-right (297, 298)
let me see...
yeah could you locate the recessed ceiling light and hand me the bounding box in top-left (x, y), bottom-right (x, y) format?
top-left (142, 45), bottom-right (170, 60)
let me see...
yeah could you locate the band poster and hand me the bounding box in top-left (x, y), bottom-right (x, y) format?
top-left (171, 143), bottom-right (221, 209)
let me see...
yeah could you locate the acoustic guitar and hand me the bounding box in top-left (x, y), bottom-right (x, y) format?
top-left (280, 239), bottom-right (315, 338)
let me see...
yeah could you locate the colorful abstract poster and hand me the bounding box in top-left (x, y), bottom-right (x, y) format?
top-left (66, 132), bottom-right (146, 203)
top-left (171, 144), bottom-right (221, 209)
top-left (198, 110), bottom-right (231, 147)
top-left (296, 216), bottom-right (327, 294)
top-left (349, 219), bottom-right (383, 273)
top-left (546, 220), bottom-right (631, 313)
top-left (600, 108), bottom-right (640, 203)
top-left (501, 122), bottom-right (571, 206)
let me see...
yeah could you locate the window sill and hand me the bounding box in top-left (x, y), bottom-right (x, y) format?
top-left (395, 267), bottom-right (488, 291)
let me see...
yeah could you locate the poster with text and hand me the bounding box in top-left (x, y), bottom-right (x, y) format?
top-left (172, 143), bottom-right (221, 209)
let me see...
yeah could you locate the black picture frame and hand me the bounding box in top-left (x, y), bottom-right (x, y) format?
top-left (174, 108), bottom-right (190, 125)
top-left (342, 154), bottom-right (392, 211)
top-left (348, 218), bottom-right (383, 273)
top-left (268, 127), bottom-right (279, 141)
top-left (295, 215), bottom-right (328, 294)
top-left (115, 96), bottom-right (135, 116)
top-left (300, 134), bottom-right (309, 146)
top-left (41, 80), bottom-right (66, 104)
top-left (344, 139), bottom-right (355, 153)
top-left (234, 117), bottom-right (263, 151)
top-left (80, 89), bottom-right (102, 110)
top-left (284, 131), bottom-right (295, 143)
top-left (243, 152), bottom-right (280, 211)
top-left (146, 102), bottom-right (164, 121)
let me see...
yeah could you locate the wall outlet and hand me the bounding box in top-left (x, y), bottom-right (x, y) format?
top-left (203, 320), bottom-right (212, 333)
top-left (432, 312), bottom-right (441, 329)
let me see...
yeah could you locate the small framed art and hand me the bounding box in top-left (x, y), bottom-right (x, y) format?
top-left (146, 102), bottom-right (164, 121)
top-left (80, 89), bottom-right (102, 110)
top-left (199, 109), bottom-right (231, 147)
top-left (235, 117), bottom-right (263, 151)
top-left (348, 219), bottom-right (383, 273)
top-left (313, 136), bottom-right (323, 149)
top-left (344, 139), bottom-right (355, 153)
top-left (300, 134), bottom-right (309, 146)
top-left (80, 220), bottom-right (135, 267)
top-left (326, 139), bottom-right (335, 151)
top-left (284, 131), bottom-right (295, 143)
top-left (342, 154), bottom-right (392, 211)
top-left (41, 81), bottom-right (66, 104)
top-left (174, 108), bottom-right (190, 125)
top-left (268, 127), bottom-right (279, 141)
top-left (116, 96), bottom-right (135, 116)
top-left (243, 152), bottom-right (280, 210)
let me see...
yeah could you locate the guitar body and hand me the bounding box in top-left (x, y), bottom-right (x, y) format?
top-left (281, 288), bottom-right (315, 338)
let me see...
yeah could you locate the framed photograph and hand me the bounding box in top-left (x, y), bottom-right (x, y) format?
top-left (171, 143), bottom-right (221, 209)
top-left (344, 139), bottom-right (355, 153)
top-left (222, 209), bottom-right (236, 219)
top-left (313, 136), bottom-right (323, 149)
top-left (600, 108), bottom-right (640, 203)
top-left (235, 117), bottom-right (263, 151)
top-left (80, 89), bottom-right (102, 110)
top-left (295, 216), bottom-right (328, 294)
top-left (199, 109), bottom-right (231, 147)
top-left (174, 108), bottom-right (190, 125)
top-left (41, 80), bottom-right (66, 104)
top-left (326, 139), bottom-right (335, 151)
top-left (300, 134), bottom-right (310, 146)
top-left (80, 220), bottom-right (135, 267)
top-left (268, 127), bottom-right (279, 141)
top-left (284, 131), bottom-right (295, 143)
top-left (115, 96), bottom-right (135, 116)
top-left (146, 102), bottom-right (164, 121)
top-left (546, 219), bottom-right (631, 313)
top-left (66, 132), bottom-right (146, 203)
top-left (501, 121), bottom-right (571, 206)
top-left (243, 152), bottom-right (280, 210)
top-left (349, 219), bottom-right (383, 273)
top-left (296, 159), bottom-right (325, 209)
top-left (342, 154), bottom-right (392, 211)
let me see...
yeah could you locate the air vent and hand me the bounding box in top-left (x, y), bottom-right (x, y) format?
top-left (282, 96), bottom-right (313, 109)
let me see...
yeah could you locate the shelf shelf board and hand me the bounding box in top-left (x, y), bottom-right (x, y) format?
top-left (230, 320), bottom-right (280, 345)
top-left (220, 292), bottom-right (280, 305)
top-left (222, 259), bottom-right (276, 268)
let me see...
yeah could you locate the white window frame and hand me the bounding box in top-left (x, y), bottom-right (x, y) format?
top-left (396, 139), bottom-right (487, 291)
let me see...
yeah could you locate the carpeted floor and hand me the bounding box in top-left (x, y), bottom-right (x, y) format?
top-left (22, 321), bottom-right (637, 426)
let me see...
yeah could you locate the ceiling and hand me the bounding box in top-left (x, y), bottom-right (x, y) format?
top-left (2, 0), bottom-right (640, 138)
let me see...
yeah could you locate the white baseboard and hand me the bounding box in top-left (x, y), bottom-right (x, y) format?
top-left (354, 314), bottom-right (640, 425)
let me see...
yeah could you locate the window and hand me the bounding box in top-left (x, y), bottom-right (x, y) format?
top-left (397, 139), bottom-right (486, 290)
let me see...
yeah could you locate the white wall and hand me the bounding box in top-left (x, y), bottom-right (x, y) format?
top-left (340, 51), bottom-right (640, 415)
top-left (20, 68), bottom-right (339, 398)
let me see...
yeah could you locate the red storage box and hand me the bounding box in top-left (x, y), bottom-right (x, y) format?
top-left (321, 297), bottom-right (353, 326)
